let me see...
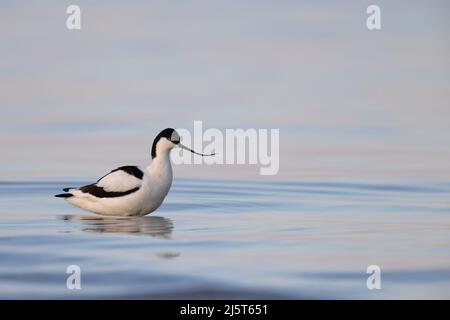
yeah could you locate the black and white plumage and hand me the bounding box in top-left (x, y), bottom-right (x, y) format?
top-left (55, 128), bottom-right (214, 216)
top-left (76, 166), bottom-right (143, 198)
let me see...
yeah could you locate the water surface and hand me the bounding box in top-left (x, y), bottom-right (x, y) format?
top-left (1, 0), bottom-right (450, 300)
top-left (1, 179), bottom-right (449, 299)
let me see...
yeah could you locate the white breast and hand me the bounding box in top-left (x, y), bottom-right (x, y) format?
top-left (142, 158), bottom-right (173, 214)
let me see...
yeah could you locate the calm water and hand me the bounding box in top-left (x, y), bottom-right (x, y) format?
top-left (1, 178), bottom-right (449, 299)
top-left (1, 1), bottom-right (449, 300)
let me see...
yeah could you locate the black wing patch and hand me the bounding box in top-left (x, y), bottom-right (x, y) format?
top-left (97, 165), bottom-right (144, 183)
top-left (79, 184), bottom-right (140, 198)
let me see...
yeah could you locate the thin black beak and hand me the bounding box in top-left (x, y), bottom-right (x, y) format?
top-left (178, 143), bottom-right (215, 156)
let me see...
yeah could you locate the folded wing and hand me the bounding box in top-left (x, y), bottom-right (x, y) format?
top-left (80, 166), bottom-right (144, 198)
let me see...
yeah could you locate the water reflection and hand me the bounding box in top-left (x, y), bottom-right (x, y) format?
top-left (61, 215), bottom-right (173, 239)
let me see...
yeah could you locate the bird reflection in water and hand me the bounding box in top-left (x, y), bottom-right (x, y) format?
top-left (61, 215), bottom-right (173, 239)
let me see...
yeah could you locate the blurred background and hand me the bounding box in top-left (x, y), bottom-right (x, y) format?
top-left (1, 0), bottom-right (449, 182)
top-left (1, 1), bottom-right (450, 300)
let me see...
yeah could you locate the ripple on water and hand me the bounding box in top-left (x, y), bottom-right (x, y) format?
top-left (0, 179), bottom-right (449, 299)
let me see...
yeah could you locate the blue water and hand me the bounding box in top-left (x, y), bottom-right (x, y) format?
top-left (1, 179), bottom-right (449, 299)
top-left (1, 0), bottom-right (450, 300)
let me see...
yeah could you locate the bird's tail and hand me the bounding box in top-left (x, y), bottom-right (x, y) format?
top-left (55, 193), bottom-right (73, 198)
top-left (55, 187), bottom-right (76, 198)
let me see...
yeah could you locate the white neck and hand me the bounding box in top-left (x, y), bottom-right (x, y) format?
top-left (144, 150), bottom-right (173, 211)
top-left (148, 150), bottom-right (173, 180)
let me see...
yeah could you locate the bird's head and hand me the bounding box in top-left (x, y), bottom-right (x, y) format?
top-left (151, 128), bottom-right (215, 159)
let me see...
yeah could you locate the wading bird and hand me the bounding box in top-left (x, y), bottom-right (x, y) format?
top-left (55, 128), bottom-right (213, 216)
